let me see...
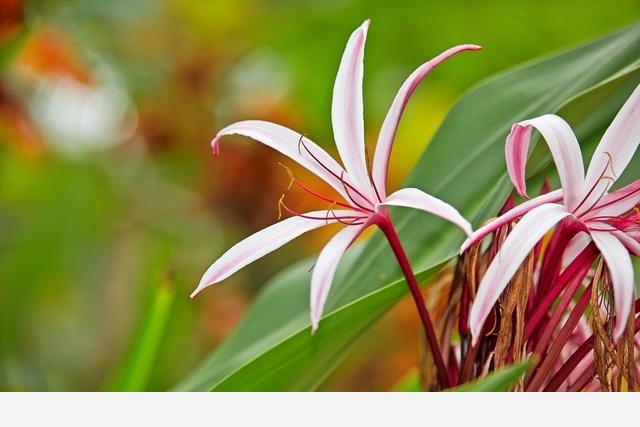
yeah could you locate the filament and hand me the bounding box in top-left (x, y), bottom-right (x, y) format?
top-left (296, 134), bottom-right (375, 209)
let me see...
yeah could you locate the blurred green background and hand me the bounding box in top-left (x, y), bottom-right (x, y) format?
top-left (1, 0), bottom-right (638, 391)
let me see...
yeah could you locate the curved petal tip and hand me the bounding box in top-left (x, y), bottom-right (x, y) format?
top-left (463, 44), bottom-right (482, 51)
top-left (190, 285), bottom-right (205, 300)
top-left (211, 135), bottom-right (221, 157)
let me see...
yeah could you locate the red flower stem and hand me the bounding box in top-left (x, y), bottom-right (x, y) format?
top-left (536, 220), bottom-right (572, 295)
top-left (532, 260), bottom-right (592, 356)
top-left (545, 306), bottom-right (640, 391)
top-left (377, 218), bottom-right (451, 389)
top-left (524, 245), bottom-right (597, 340)
top-left (544, 336), bottom-right (594, 392)
top-left (567, 365), bottom-right (596, 392)
top-left (458, 269), bottom-right (470, 336)
top-left (525, 284), bottom-right (592, 391)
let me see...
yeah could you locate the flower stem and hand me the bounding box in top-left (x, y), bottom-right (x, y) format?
top-left (377, 217), bottom-right (451, 389)
top-left (525, 284), bottom-right (592, 391)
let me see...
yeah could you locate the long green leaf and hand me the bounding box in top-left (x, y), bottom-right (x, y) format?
top-left (176, 24), bottom-right (640, 391)
top-left (108, 274), bottom-right (176, 392)
top-left (451, 360), bottom-right (534, 392)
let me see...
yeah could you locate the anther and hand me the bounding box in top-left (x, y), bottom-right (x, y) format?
top-left (277, 194), bottom-right (286, 220)
top-left (278, 162), bottom-right (295, 190)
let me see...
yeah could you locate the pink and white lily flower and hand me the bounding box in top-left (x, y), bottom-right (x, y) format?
top-left (462, 85), bottom-right (640, 343)
top-left (192, 20), bottom-right (477, 332)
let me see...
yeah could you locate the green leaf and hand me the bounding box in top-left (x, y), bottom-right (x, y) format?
top-left (391, 369), bottom-right (422, 392)
top-left (107, 273), bottom-right (176, 392)
top-left (176, 23), bottom-right (640, 391)
top-left (450, 359), bottom-right (534, 392)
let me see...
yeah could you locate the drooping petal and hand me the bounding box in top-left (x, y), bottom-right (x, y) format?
top-left (505, 115), bottom-right (585, 210)
top-left (582, 179), bottom-right (640, 221)
top-left (371, 44), bottom-right (481, 198)
top-left (211, 120), bottom-right (351, 201)
top-left (469, 203), bottom-right (571, 344)
top-left (561, 231), bottom-right (592, 267)
top-left (331, 20), bottom-right (373, 198)
top-left (192, 210), bottom-right (362, 298)
top-left (610, 230), bottom-right (640, 257)
top-left (381, 187), bottom-right (472, 236)
top-left (590, 231), bottom-right (635, 339)
top-left (580, 85), bottom-right (640, 215)
top-left (310, 224), bottom-right (367, 332)
top-left (460, 189), bottom-right (564, 254)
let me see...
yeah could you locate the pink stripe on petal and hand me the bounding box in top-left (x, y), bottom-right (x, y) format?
top-left (506, 115), bottom-right (584, 211)
top-left (611, 230), bottom-right (640, 257)
top-left (460, 189), bottom-right (564, 254)
top-left (331, 20), bottom-right (372, 198)
top-left (580, 85), bottom-right (640, 215)
top-left (381, 187), bottom-right (472, 236)
top-left (469, 203), bottom-right (570, 345)
top-left (371, 44), bottom-right (481, 198)
top-left (310, 223), bottom-right (366, 332)
top-left (583, 179), bottom-right (640, 221)
top-left (192, 210), bottom-right (362, 298)
top-left (211, 120), bottom-right (351, 201)
top-left (590, 231), bottom-right (635, 339)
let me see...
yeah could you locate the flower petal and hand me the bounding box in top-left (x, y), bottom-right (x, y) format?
top-left (211, 120), bottom-right (351, 200)
top-left (381, 187), bottom-right (472, 236)
top-left (460, 189), bottom-right (563, 254)
top-left (310, 224), bottom-right (366, 332)
top-left (583, 179), bottom-right (640, 221)
top-left (580, 84), bottom-right (640, 215)
top-left (610, 230), bottom-right (640, 258)
top-left (561, 232), bottom-right (592, 267)
top-left (331, 20), bottom-right (373, 199)
top-left (371, 44), bottom-right (481, 198)
top-left (506, 115), bottom-right (584, 210)
top-left (192, 210), bottom-right (361, 298)
top-left (469, 203), bottom-right (570, 344)
top-left (590, 231), bottom-right (635, 339)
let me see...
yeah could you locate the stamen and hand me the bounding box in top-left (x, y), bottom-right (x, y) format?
top-left (277, 194), bottom-right (286, 220)
top-left (573, 158), bottom-right (616, 215)
top-left (363, 145), bottom-right (384, 203)
top-left (279, 163), bottom-right (346, 205)
top-left (587, 184), bottom-right (640, 214)
top-left (367, 169), bottom-right (384, 204)
top-left (339, 171), bottom-right (375, 212)
top-left (277, 194), bottom-right (365, 222)
top-left (327, 206), bottom-right (366, 226)
top-left (587, 210), bottom-right (640, 232)
top-left (296, 134), bottom-right (375, 209)
top-left (602, 151), bottom-right (618, 179)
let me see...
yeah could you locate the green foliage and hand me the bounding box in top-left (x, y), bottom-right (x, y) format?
top-left (450, 360), bottom-right (534, 392)
top-left (390, 370), bottom-right (422, 392)
top-left (176, 24), bottom-right (640, 391)
top-left (106, 272), bottom-right (176, 392)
